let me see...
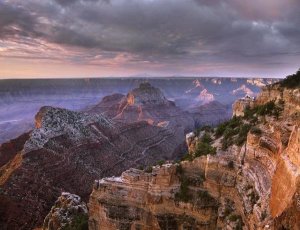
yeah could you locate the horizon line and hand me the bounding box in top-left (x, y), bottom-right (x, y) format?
top-left (0, 75), bottom-right (284, 80)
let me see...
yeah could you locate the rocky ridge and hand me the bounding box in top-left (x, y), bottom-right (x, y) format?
top-left (0, 104), bottom-right (188, 229)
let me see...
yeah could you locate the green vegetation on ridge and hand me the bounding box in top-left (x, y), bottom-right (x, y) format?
top-left (62, 214), bottom-right (88, 230)
top-left (216, 100), bottom-right (284, 150)
top-left (277, 69), bottom-right (300, 89)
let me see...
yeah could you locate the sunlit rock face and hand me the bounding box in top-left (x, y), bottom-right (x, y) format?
top-left (197, 89), bottom-right (215, 104)
top-left (256, 85), bottom-right (300, 116)
top-left (0, 105), bottom-right (188, 229)
top-left (114, 83), bottom-right (194, 132)
top-left (270, 126), bottom-right (300, 226)
top-left (88, 82), bottom-right (300, 230)
top-left (232, 95), bottom-right (255, 117)
top-left (126, 82), bottom-right (170, 106)
top-left (88, 164), bottom-right (219, 230)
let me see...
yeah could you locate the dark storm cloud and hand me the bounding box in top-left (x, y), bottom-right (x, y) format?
top-left (54, 0), bottom-right (105, 6)
top-left (55, 0), bottom-right (79, 6)
top-left (0, 0), bottom-right (299, 75)
top-left (0, 2), bottom-right (38, 38)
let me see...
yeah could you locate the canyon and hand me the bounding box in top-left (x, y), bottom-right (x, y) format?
top-left (0, 77), bottom-right (274, 144)
top-left (87, 74), bottom-right (300, 229)
top-left (0, 75), bottom-right (296, 230)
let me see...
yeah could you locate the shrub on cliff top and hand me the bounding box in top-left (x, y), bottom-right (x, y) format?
top-left (245, 101), bottom-right (283, 120)
top-left (195, 125), bottom-right (213, 136)
top-left (278, 69), bottom-right (300, 89)
top-left (175, 177), bottom-right (191, 202)
top-left (234, 124), bottom-right (252, 146)
top-left (194, 142), bottom-right (216, 157)
top-left (250, 126), bottom-right (262, 135)
top-left (62, 214), bottom-right (88, 230)
top-left (144, 166), bottom-right (153, 173)
top-left (157, 160), bottom-right (165, 166)
top-left (197, 190), bottom-right (211, 200)
top-left (215, 116), bottom-right (242, 138)
top-left (176, 164), bottom-right (184, 175)
top-left (227, 160), bottom-right (234, 169)
top-left (201, 132), bottom-right (213, 143)
top-left (181, 152), bottom-right (194, 162)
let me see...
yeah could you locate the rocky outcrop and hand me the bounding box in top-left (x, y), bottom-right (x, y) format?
top-left (197, 89), bottom-right (215, 104)
top-left (89, 163), bottom-right (220, 230)
top-left (126, 82), bottom-right (169, 106)
top-left (43, 192), bottom-right (88, 230)
top-left (232, 95), bottom-right (255, 117)
top-left (255, 85), bottom-right (300, 116)
top-left (0, 106), bottom-right (188, 229)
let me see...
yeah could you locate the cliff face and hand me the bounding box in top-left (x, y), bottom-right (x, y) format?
top-left (270, 125), bottom-right (300, 228)
top-left (89, 83), bottom-right (300, 230)
top-left (89, 164), bottom-right (220, 230)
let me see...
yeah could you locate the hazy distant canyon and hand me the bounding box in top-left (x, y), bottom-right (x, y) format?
top-left (0, 77), bottom-right (276, 144)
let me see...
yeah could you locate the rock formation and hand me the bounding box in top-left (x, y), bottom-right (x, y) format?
top-left (232, 95), bottom-right (255, 117)
top-left (0, 105), bottom-right (188, 229)
top-left (88, 75), bottom-right (300, 229)
top-left (43, 192), bottom-right (88, 230)
top-left (88, 82), bottom-right (194, 132)
top-left (197, 89), bottom-right (215, 104)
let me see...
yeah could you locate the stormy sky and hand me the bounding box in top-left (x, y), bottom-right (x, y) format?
top-left (0, 0), bottom-right (299, 78)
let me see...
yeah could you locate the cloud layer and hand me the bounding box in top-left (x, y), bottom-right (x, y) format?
top-left (0, 0), bottom-right (299, 77)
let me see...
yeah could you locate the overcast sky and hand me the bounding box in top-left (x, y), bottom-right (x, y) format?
top-left (0, 0), bottom-right (299, 78)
